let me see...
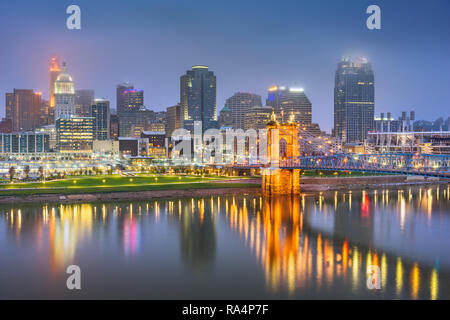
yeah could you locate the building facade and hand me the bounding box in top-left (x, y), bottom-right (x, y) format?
top-left (0, 132), bottom-right (50, 154)
top-left (266, 86), bottom-right (312, 125)
top-left (180, 65), bottom-right (217, 132)
top-left (118, 109), bottom-right (154, 137)
top-left (5, 89), bottom-right (42, 131)
top-left (75, 89), bottom-right (95, 117)
top-left (224, 92), bottom-right (262, 129)
top-left (91, 99), bottom-right (110, 140)
top-left (334, 57), bottom-right (375, 143)
top-left (56, 116), bottom-right (94, 153)
top-left (166, 103), bottom-right (183, 137)
top-left (54, 63), bottom-right (76, 122)
top-left (244, 106), bottom-right (272, 130)
top-left (116, 83), bottom-right (134, 115)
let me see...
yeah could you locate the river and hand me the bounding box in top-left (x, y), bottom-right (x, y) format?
top-left (0, 184), bottom-right (449, 299)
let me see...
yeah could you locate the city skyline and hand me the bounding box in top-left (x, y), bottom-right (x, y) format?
top-left (0, 0), bottom-right (449, 132)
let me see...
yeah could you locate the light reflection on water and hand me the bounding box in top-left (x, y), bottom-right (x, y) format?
top-left (0, 185), bottom-right (449, 299)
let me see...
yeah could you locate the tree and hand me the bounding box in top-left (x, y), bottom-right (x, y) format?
top-left (24, 165), bottom-right (30, 179)
top-left (38, 166), bottom-right (44, 180)
top-left (8, 166), bottom-right (16, 182)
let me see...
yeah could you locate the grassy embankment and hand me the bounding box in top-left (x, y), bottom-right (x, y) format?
top-left (0, 175), bottom-right (259, 196)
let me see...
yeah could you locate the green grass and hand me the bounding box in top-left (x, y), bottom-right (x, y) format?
top-left (0, 175), bottom-right (259, 196)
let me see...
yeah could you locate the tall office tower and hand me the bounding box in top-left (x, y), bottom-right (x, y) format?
top-left (224, 92), bottom-right (262, 129)
top-left (54, 62), bottom-right (76, 122)
top-left (180, 65), bottom-right (217, 132)
top-left (334, 57), bottom-right (375, 143)
top-left (5, 89), bottom-right (42, 131)
top-left (116, 82), bottom-right (134, 115)
top-left (91, 99), bottom-right (110, 140)
top-left (56, 116), bottom-right (94, 152)
top-left (218, 106), bottom-right (233, 128)
top-left (75, 89), bottom-right (95, 116)
top-left (49, 56), bottom-right (61, 109)
top-left (166, 103), bottom-right (183, 137)
top-left (266, 86), bottom-right (312, 124)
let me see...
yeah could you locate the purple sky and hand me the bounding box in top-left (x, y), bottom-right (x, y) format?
top-left (0, 0), bottom-right (449, 132)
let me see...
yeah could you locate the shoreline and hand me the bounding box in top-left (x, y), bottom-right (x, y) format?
top-left (0, 186), bottom-right (261, 205)
top-left (0, 175), bottom-right (447, 205)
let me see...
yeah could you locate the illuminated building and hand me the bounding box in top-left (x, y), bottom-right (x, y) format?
top-left (40, 99), bottom-right (51, 126)
top-left (224, 92), bottom-right (262, 129)
top-left (244, 106), bottom-right (272, 130)
top-left (334, 57), bottom-right (375, 143)
top-left (146, 122), bottom-right (165, 132)
top-left (54, 62), bottom-right (76, 122)
top-left (141, 131), bottom-right (166, 158)
top-left (118, 137), bottom-right (149, 157)
top-left (91, 99), bottom-right (110, 140)
top-left (166, 103), bottom-right (183, 137)
top-left (93, 140), bottom-right (119, 155)
top-left (116, 83), bottom-right (134, 116)
top-left (56, 116), bottom-right (94, 153)
top-left (180, 65), bottom-right (218, 132)
top-left (266, 86), bottom-right (312, 125)
top-left (75, 89), bottom-right (95, 117)
top-left (49, 56), bottom-right (61, 109)
top-left (5, 89), bottom-right (42, 131)
top-left (0, 132), bottom-right (50, 154)
top-left (110, 114), bottom-right (119, 140)
top-left (118, 109), bottom-right (154, 137)
top-left (218, 106), bottom-right (233, 129)
top-left (120, 89), bottom-right (144, 113)
top-left (35, 125), bottom-right (57, 150)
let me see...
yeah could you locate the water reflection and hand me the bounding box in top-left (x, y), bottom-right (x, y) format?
top-left (0, 185), bottom-right (448, 299)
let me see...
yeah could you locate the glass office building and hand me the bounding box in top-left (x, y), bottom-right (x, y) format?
top-left (334, 57), bottom-right (375, 143)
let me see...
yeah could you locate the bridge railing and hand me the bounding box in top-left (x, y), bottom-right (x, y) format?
top-left (277, 153), bottom-right (450, 177)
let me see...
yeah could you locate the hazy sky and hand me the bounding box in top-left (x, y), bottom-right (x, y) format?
top-left (0, 0), bottom-right (449, 132)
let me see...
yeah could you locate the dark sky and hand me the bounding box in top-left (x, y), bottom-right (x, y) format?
top-left (0, 0), bottom-right (449, 132)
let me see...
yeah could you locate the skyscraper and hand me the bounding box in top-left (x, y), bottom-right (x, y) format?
top-left (224, 92), bottom-right (262, 129)
top-left (54, 62), bottom-right (75, 122)
top-left (91, 99), bottom-right (110, 140)
top-left (116, 83), bottom-right (144, 115)
top-left (180, 65), bottom-right (217, 132)
top-left (5, 89), bottom-right (42, 131)
top-left (75, 89), bottom-right (95, 116)
top-left (334, 57), bottom-right (375, 143)
top-left (122, 89), bottom-right (144, 111)
top-left (266, 86), bottom-right (312, 125)
top-left (49, 56), bottom-right (61, 109)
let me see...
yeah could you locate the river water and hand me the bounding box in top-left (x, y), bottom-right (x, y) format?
top-left (0, 185), bottom-right (449, 299)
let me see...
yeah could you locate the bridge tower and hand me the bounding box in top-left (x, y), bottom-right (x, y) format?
top-left (262, 112), bottom-right (301, 195)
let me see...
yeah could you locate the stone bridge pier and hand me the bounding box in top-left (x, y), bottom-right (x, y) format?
top-left (262, 168), bottom-right (301, 195)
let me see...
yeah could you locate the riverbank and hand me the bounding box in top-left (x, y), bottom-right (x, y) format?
top-left (0, 185), bottom-right (261, 204)
top-left (0, 175), bottom-right (447, 204)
